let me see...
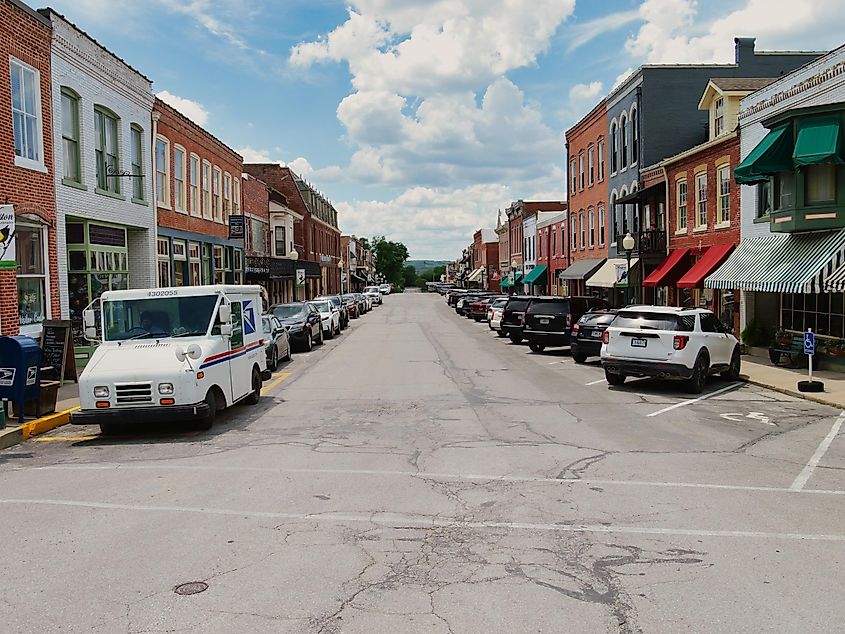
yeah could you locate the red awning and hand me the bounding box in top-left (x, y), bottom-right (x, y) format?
top-left (677, 243), bottom-right (736, 289)
top-left (642, 248), bottom-right (690, 287)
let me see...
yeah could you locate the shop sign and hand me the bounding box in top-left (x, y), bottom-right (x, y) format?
top-left (228, 215), bottom-right (245, 239)
top-left (615, 262), bottom-right (629, 287)
top-left (296, 268), bottom-right (306, 288)
top-left (0, 205), bottom-right (15, 271)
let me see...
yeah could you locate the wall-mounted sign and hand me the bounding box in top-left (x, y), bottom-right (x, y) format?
top-left (0, 205), bottom-right (16, 271)
top-left (296, 268), bottom-right (306, 288)
top-left (228, 215), bottom-right (245, 239)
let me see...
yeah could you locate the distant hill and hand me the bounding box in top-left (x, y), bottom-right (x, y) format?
top-left (406, 260), bottom-right (450, 273)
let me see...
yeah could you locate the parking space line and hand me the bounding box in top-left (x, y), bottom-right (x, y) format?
top-left (790, 411), bottom-right (845, 491)
top-left (264, 372), bottom-right (291, 391)
top-left (646, 382), bottom-right (743, 417)
top-left (585, 378), bottom-right (606, 386)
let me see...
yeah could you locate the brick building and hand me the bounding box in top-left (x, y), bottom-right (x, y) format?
top-left (0, 0), bottom-right (57, 338)
top-left (153, 97), bottom-right (245, 289)
top-left (243, 165), bottom-right (340, 299)
top-left (468, 228), bottom-right (499, 290)
top-left (495, 210), bottom-right (509, 284)
top-left (563, 100), bottom-right (608, 297)
top-left (536, 212), bottom-right (567, 296)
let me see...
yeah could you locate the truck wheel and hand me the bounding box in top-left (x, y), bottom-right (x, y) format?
top-left (244, 369), bottom-right (261, 405)
top-left (529, 342), bottom-right (546, 353)
top-left (196, 390), bottom-right (217, 431)
top-left (99, 423), bottom-right (119, 436)
top-left (605, 369), bottom-right (626, 386)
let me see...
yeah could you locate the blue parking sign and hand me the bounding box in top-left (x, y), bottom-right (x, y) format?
top-left (804, 331), bottom-right (815, 355)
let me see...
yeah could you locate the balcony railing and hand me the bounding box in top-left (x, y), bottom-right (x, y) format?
top-left (615, 229), bottom-right (666, 255)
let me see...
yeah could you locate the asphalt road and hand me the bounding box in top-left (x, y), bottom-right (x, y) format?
top-left (3, 292), bottom-right (845, 633)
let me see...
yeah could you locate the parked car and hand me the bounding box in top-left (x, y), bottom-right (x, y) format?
top-left (378, 283), bottom-right (391, 295)
top-left (500, 295), bottom-right (537, 343)
top-left (523, 296), bottom-right (611, 353)
top-left (471, 296), bottom-right (501, 321)
top-left (570, 310), bottom-right (617, 363)
top-left (353, 292), bottom-right (369, 313)
top-left (600, 306), bottom-right (740, 393)
top-left (447, 289), bottom-right (468, 307)
top-left (316, 295), bottom-right (349, 329)
top-left (456, 293), bottom-right (484, 316)
top-left (341, 294), bottom-right (360, 319)
top-left (364, 286), bottom-right (383, 305)
top-left (309, 299), bottom-right (341, 339)
top-left (262, 314), bottom-right (291, 371)
top-left (270, 302), bottom-right (324, 351)
top-left (488, 297), bottom-right (509, 335)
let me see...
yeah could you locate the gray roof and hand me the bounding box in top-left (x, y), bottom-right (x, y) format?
top-left (709, 77), bottom-right (777, 92)
top-left (560, 258), bottom-right (606, 280)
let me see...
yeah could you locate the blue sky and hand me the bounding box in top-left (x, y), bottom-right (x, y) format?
top-left (35, 0), bottom-right (845, 259)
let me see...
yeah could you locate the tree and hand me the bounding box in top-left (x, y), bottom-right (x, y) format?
top-left (419, 265), bottom-right (446, 283)
top-left (359, 237), bottom-right (371, 252)
top-left (402, 265), bottom-right (418, 288)
top-left (372, 236), bottom-right (409, 287)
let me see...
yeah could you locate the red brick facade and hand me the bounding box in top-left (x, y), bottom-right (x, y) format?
top-left (537, 216), bottom-right (568, 295)
top-left (0, 1), bottom-right (58, 336)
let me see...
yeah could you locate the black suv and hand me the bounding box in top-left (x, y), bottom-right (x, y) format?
top-left (523, 296), bottom-right (610, 353)
top-left (500, 295), bottom-right (538, 343)
top-left (570, 309), bottom-right (617, 363)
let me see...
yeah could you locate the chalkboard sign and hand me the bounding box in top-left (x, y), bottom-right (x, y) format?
top-left (41, 320), bottom-right (77, 385)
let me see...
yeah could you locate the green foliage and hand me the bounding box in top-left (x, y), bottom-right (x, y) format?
top-left (372, 236), bottom-right (410, 287)
top-left (402, 264), bottom-right (418, 288)
top-left (740, 318), bottom-right (771, 347)
top-left (358, 237), bottom-right (371, 252)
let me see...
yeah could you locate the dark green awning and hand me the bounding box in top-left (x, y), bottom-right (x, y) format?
top-left (734, 123), bottom-right (793, 185)
top-left (793, 116), bottom-right (844, 167)
top-left (500, 273), bottom-right (523, 288)
top-left (521, 265), bottom-right (547, 285)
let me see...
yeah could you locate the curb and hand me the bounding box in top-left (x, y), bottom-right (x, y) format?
top-left (0, 406), bottom-right (79, 450)
top-left (741, 376), bottom-right (845, 411)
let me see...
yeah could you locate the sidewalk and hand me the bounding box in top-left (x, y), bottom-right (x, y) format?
top-left (0, 381), bottom-right (80, 450)
top-left (742, 349), bottom-right (845, 410)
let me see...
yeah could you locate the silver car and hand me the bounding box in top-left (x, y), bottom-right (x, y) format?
top-left (262, 314), bottom-right (291, 371)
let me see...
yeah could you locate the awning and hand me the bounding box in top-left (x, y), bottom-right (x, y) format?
top-left (642, 248), bottom-right (690, 288)
top-left (677, 243), bottom-right (736, 289)
top-left (560, 258), bottom-right (605, 280)
top-left (705, 231), bottom-right (845, 293)
top-left (586, 257), bottom-right (639, 288)
top-left (521, 265), bottom-right (547, 286)
top-left (734, 122), bottom-right (793, 185)
top-left (615, 190), bottom-right (641, 205)
top-left (825, 262), bottom-right (845, 292)
top-left (467, 267), bottom-right (484, 283)
top-left (500, 277), bottom-right (512, 288)
top-left (793, 116), bottom-right (844, 167)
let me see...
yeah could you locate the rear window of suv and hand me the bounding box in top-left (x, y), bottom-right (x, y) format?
top-left (492, 298), bottom-right (508, 308)
top-left (579, 312), bottom-right (615, 326)
top-left (506, 298), bottom-right (531, 312)
top-left (527, 299), bottom-right (569, 315)
top-left (613, 310), bottom-right (695, 331)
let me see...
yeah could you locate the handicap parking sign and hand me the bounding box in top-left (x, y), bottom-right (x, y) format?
top-left (804, 331), bottom-right (815, 355)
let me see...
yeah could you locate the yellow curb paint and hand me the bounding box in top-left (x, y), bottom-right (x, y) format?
top-left (20, 406), bottom-right (79, 441)
top-left (265, 372), bottom-right (291, 392)
top-left (34, 435), bottom-right (98, 442)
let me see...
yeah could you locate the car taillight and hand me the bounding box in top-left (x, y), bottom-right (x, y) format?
top-left (601, 330), bottom-right (609, 344)
top-left (572, 323), bottom-right (580, 333)
top-left (673, 335), bottom-right (689, 350)
top-left (566, 314), bottom-right (572, 328)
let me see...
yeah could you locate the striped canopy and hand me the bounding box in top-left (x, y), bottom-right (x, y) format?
top-left (825, 262), bottom-right (845, 292)
top-left (705, 230), bottom-right (845, 294)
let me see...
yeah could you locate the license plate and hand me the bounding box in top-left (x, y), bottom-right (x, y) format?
top-left (631, 338), bottom-right (648, 348)
top-left (591, 330), bottom-right (602, 338)
top-left (539, 318), bottom-right (550, 325)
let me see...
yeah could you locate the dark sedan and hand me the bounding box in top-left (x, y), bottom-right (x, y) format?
top-left (341, 294), bottom-right (360, 319)
top-left (570, 310), bottom-right (617, 363)
top-left (270, 302), bottom-right (323, 351)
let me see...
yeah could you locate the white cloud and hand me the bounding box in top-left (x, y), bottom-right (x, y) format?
top-left (611, 67), bottom-right (635, 91)
top-left (237, 146), bottom-right (282, 164)
top-left (565, 9), bottom-right (641, 53)
top-left (568, 81), bottom-right (603, 103)
top-left (156, 90), bottom-right (210, 126)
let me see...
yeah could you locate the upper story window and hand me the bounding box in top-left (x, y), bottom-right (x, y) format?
top-left (174, 145), bottom-right (186, 212)
top-left (578, 152), bottom-right (585, 190)
top-left (695, 172), bottom-right (707, 228)
top-left (631, 106), bottom-right (638, 164)
top-left (223, 172), bottom-right (232, 221)
top-left (274, 225), bottom-right (287, 257)
top-left (588, 207), bottom-right (595, 248)
top-left (610, 123), bottom-right (618, 174)
top-left (588, 145), bottom-right (595, 186)
top-left (717, 164), bottom-right (730, 224)
top-left (233, 175), bottom-right (241, 215)
top-left (552, 226), bottom-right (557, 255)
top-left (130, 125), bottom-right (144, 201)
top-left (10, 58), bottom-right (44, 171)
top-left (676, 178), bottom-right (688, 230)
top-left (189, 154), bottom-right (200, 217)
top-left (95, 107), bottom-right (120, 194)
top-left (597, 138), bottom-right (605, 181)
top-left (212, 166), bottom-right (222, 222)
top-left (756, 180), bottom-right (772, 218)
top-left (155, 135), bottom-right (170, 206)
top-left (60, 88), bottom-right (81, 184)
top-left (570, 158), bottom-right (577, 193)
top-left (598, 205), bottom-right (606, 246)
top-left (571, 215), bottom-right (577, 250)
top-left (620, 113), bottom-right (628, 169)
top-left (202, 160), bottom-right (212, 219)
top-left (713, 97), bottom-right (725, 137)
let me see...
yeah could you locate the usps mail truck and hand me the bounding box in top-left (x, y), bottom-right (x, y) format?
top-left (71, 285), bottom-right (269, 435)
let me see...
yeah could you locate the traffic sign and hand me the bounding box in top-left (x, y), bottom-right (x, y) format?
top-left (804, 330), bottom-right (815, 355)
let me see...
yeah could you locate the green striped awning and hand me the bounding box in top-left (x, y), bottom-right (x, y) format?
top-left (825, 262), bottom-right (845, 292)
top-left (705, 230), bottom-right (845, 293)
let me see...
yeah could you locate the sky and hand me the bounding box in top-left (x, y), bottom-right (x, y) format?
top-left (34, 0), bottom-right (845, 259)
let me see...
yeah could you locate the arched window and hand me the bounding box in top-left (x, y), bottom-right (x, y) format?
top-left (620, 113), bottom-right (628, 169)
top-left (631, 105), bottom-right (639, 164)
top-left (610, 122), bottom-right (618, 173)
top-left (610, 193), bottom-right (617, 243)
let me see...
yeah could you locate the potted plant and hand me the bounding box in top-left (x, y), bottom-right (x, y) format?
top-left (774, 328), bottom-right (792, 346)
top-left (826, 339), bottom-right (845, 357)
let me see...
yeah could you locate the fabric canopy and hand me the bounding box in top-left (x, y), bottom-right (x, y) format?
top-left (586, 257), bottom-right (639, 288)
top-left (793, 116), bottom-right (844, 167)
top-left (500, 273), bottom-right (523, 288)
top-left (560, 258), bottom-right (605, 280)
top-left (521, 265), bottom-right (547, 285)
top-left (677, 243), bottom-right (736, 289)
top-left (705, 231), bottom-right (845, 293)
top-left (734, 123), bottom-right (793, 184)
top-left (642, 248), bottom-right (690, 288)
top-left (467, 267), bottom-right (484, 283)
top-left (825, 261), bottom-right (845, 292)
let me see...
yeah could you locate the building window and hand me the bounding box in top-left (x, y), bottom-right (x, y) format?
top-left (95, 107), bottom-right (120, 193)
top-left (806, 164), bottom-right (837, 205)
top-left (620, 113), bottom-right (628, 169)
top-left (588, 145), bottom-right (595, 186)
top-left (274, 226), bottom-right (287, 257)
top-left (189, 154), bottom-right (200, 217)
top-left (157, 237), bottom-right (171, 287)
top-left (552, 227), bottom-right (557, 255)
top-left (571, 216), bottom-right (577, 250)
top-left (174, 145), bottom-right (186, 212)
top-left (579, 152), bottom-right (585, 190)
top-left (695, 172), bottom-right (707, 228)
top-left (714, 97), bottom-right (724, 137)
top-left (609, 194), bottom-right (617, 241)
top-left (212, 166), bottom-right (222, 222)
top-left (579, 210), bottom-right (585, 249)
top-left (233, 176), bottom-right (241, 215)
top-left (234, 249), bottom-right (243, 284)
top-left (598, 205), bottom-right (606, 246)
top-left (631, 106), bottom-right (638, 164)
top-left (756, 180), bottom-right (772, 218)
top-left (718, 165), bottom-right (730, 223)
top-left (130, 125), bottom-right (144, 201)
top-left (16, 224), bottom-right (47, 329)
top-left (10, 58), bottom-right (44, 169)
top-left (677, 179), bottom-right (688, 230)
top-left (61, 88), bottom-right (81, 183)
top-left (782, 293), bottom-right (845, 339)
top-left (588, 207), bottom-right (595, 248)
top-left (202, 160), bottom-right (212, 219)
top-left (223, 172), bottom-right (232, 221)
top-left (610, 123), bottom-right (618, 173)
top-left (774, 171), bottom-right (795, 210)
top-left (598, 139), bottom-right (605, 181)
top-left (189, 241), bottom-right (201, 284)
top-left (173, 239), bottom-right (187, 286)
top-left (570, 158), bottom-right (577, 193)
top-left (155, 135), bottom-right (170, 205)
top-left (213, 245), bottom-right (225, 283)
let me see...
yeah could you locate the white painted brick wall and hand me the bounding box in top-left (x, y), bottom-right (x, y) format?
top-left (47, 13), bottom-right (156, 318)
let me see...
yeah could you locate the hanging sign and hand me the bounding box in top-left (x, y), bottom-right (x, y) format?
top-left (0, 205), bottom-right (15, 271)
top-left (615, 262), bottom-right (629, 287)
top-left (295, 268), bottom-right (306, 288)
top-left (228, 215), bottom-right (245, 239)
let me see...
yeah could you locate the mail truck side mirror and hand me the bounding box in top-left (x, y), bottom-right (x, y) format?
top-left (220, 323), bottom-right (233, 337)
top-left (83, 309), bottom-right (96, 328)
top-left (218, 304), bottom-right (231, 323)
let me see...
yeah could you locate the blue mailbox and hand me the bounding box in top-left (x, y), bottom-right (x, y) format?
top-left (0, 336), bottom-right (43, 426)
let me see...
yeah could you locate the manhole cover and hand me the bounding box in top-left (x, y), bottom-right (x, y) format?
top-left (174, 581), bottom-right (208, 596)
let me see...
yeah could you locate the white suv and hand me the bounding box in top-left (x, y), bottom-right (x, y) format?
top-left (600, 306), bottom-right (740, 394)
top-left (363, 286), bottom-right (383, 305)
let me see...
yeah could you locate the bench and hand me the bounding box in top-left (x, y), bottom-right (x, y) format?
top-left (769, 334), bottom-right (818, 369)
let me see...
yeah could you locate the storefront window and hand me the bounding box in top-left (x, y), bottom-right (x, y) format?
top-left (213, 245), bottom-right (225, 283)
top-left (189, 241), bottom-right (201, 285)
top-left (782, 293), bottom-right (845, 338)
top-left (173, 239), bottom-right (187, 286)
top-left (806, 164), bottom-right (836, 205)
top-left (16, 224), bottom-right (46, 329)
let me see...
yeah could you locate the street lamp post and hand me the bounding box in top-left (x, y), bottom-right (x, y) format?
top-left (622, 232), bottom-right (635, 307)
top-left (290, 248), bottom-right (299, 302)
top-left (510, 259), bottom-right (519, 296)
top-left (338, 258), bottom-right (344, 294)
